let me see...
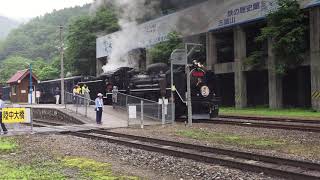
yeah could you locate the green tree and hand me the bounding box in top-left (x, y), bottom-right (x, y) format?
top-left (65, 7), bottom-right (119, 75)
top-left (0, 56), bottom-right (32, 83)
top-left (0, 5), bottom-right (90, 61)
top-left (246, 0), bottom-right (308, 74)
top-left (149, 32), bottom-right (183, 64)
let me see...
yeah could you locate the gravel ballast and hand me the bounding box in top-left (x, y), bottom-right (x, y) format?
top-left (110, 123), bottom-right (320, 163)
top-left (13, 134), bottom-right (279, 180)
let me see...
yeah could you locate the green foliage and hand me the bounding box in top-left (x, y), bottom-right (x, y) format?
top-left (65, 7), bottom-right (119, 75)
top-left (176, 129), bottom-right (286, 149)
top-left (62, 157), bottom-right (139, 180)
top-left (0, 56), bottom-right (60, 83)
top-left (248, 0), bottom-right (307, 75)
top-left (149, 31), bottom-right (183, 64)
top-left (0, 5), bottom-right (90, 62)
top-left (0, 138), bottom-right (17, 153)
top-left (220, 107), bottom-right (320, 119)
top-left (0, 161), bottom-right (66, 180)
top-left (0, 56), bottom-right (32, 83)
top-left (244, 51), bottom-right (265, 69)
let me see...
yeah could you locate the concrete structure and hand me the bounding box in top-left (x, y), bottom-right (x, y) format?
top-left (97, 0), bottom-right (320, 110)
top-left (310, 6), bottom-right (320, 110)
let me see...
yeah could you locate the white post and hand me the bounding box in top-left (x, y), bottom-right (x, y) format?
top-left (141, 100), bottom-right (144, 129)
top-left (162, 97), bottom-right (165, 126)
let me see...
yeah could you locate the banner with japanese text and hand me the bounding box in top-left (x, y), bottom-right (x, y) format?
top-left (1, 108), bottom-right (31, 124)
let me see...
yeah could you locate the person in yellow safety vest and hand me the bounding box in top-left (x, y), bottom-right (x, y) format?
top-left (76, 85), bottom-right (82, 95)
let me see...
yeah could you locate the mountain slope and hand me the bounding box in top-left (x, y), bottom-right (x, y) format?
top-left (0, 16), bottom-right (19, 39)
top-left (0, 4), bottom-right (90, 61)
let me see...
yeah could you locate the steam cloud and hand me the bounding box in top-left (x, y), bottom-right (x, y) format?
top-left (91, 0), bottom-right (160, 72)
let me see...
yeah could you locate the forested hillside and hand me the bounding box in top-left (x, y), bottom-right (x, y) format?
top-left (0, 5), bottom-right (90, 61)
top-left (0, 5), bottom-right (91, 83)
top-left (0, 16), bottom-right (19, 39)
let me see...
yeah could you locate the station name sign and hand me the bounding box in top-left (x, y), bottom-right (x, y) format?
top-left (2, 108), bottom-right (31, 124)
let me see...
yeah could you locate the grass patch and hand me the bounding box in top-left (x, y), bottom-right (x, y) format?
top-left (0, 138), bottom-right (17, 153)
top-left (0, 161), bottom-right (65, 180)
top-left (176, 129), bottom-right (286, 149)
top-left (220, 107), bottom-right (320, 119)
top-left (62, 157), bottom-right (139, 180)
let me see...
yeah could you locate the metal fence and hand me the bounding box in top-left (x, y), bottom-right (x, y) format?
top-left (65, 92), bottom-right (94, 118)
top-left (64, 91), bottom-right (174, 125)
top-left (114, 92), bottom-right (174, 124)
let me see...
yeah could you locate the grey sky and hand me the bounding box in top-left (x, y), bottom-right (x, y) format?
top-left (0, 0), bottom-right (93, 20)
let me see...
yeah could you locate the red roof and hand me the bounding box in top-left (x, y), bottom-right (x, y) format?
top-left (7, 69), bottom-right (38, 84)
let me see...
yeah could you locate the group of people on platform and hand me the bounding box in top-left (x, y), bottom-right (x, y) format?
top-left (72, 84), bottom-right (91, 100)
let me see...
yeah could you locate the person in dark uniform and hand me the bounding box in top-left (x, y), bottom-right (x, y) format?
top-left (0, 95), bottom-right (8, 134)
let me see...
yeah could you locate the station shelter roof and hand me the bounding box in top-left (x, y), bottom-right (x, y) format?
top-left (7, 69), bottom-right (38, 84)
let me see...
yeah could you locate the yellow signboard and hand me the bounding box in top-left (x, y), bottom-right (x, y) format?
top-left (1, 108), bottom-right (31, 124)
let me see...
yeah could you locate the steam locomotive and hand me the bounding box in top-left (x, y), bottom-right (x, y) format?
top-left (120, 62), bottom-right (220, 119)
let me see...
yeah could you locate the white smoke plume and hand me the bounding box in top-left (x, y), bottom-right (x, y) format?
top-left (91, 0), bottom-right (160, 72)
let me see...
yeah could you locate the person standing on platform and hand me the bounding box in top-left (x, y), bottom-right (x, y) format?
top-left (54, 87), bottom-right (60, 105)
top-left (0, 95), bottom-right (8, 134)
top-left (82, 84), bottom-right (90, 99)
top-left (95, 93), bottom-right (104, 125)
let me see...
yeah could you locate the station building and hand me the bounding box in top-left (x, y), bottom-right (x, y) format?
top-left (96, 0), bottom-right (320, 110)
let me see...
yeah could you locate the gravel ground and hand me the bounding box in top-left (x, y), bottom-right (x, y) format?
top-left (12, 134), bottom-right (279, 180)
top-left (110, 123), bottom-right (320, 163)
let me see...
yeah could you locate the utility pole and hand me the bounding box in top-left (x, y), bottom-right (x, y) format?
top-left (185, 44), bottom-right (192, 127)
top-left (59, 25), bottom-right (65, 105)
top-left (29, 64), bottom-right (33, 104)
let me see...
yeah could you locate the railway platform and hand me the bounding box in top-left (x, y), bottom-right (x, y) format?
top-left (1, 104), bottom-right (163, 137)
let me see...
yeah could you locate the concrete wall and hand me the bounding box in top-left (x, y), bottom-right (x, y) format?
top-left (32, 108), bottom-right (84, 125)
top-left (310, 7), bottom-right (320, 111)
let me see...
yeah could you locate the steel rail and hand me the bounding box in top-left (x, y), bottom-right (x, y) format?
top-left (219, 115), bottom-right (320, 124)
top-left (68, 129), bottom-right (320, 180)
top-left (198, 118), bottom-right (320, 133)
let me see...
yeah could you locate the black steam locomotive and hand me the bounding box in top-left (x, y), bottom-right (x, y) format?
top-left (120, 62), bottom-right (219, 119)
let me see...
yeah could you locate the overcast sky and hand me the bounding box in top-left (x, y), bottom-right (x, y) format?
top-left (0, 0), bottom-right (93, 20)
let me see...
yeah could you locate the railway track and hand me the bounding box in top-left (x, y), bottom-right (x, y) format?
top-left (219, 115), bottom-right (320, 124)
top-left (192, 117), bottom-right (320, 133)
top-left (32, 120), bottom-right (320, 179)
top-left (69, 129), bottom-right (320, 180)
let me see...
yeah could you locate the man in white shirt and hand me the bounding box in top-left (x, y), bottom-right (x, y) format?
top-left (95, 93), bottom-right (104, 125)
top-left (0, 95), bottom-right (8, 134)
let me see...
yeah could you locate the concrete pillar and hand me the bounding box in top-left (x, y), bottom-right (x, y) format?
top-left (234, 26), bottom-right (247, 108)
top-left (310, 7), bottom-right (320, 111)
top-left (268, 39), bottom-right (283, 109)
top-left (206, 32), bottom-right (217, 70)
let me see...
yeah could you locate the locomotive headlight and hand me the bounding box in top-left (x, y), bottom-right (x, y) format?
top-left (200, 86), bottom-right (210, 97)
